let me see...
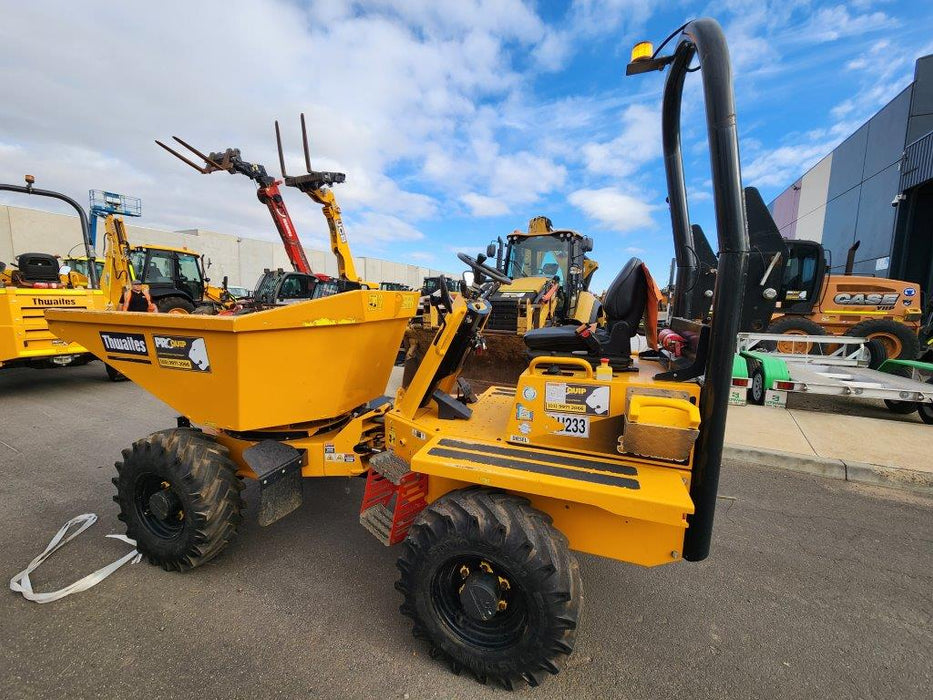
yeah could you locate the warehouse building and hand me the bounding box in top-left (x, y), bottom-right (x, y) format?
top-left (0, 203), bottom-right (453, 290)
top-left (769, 53), bottom-right (933, 297)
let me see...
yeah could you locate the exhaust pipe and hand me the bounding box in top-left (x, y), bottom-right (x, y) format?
top-left (844, 240), bottom-right (860, 276)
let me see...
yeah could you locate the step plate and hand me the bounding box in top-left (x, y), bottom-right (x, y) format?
top-left (413, 436), bottom-right (693, 526)
top-left (428, 438), bottom-right (639, 489)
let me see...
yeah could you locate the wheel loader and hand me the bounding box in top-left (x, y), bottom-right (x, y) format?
top-left (404, 216), bottom-right (600, 386)
top-left (48, 18), bottom-right (769, 689)
top-left (682, 217), bottom-right (923, 358)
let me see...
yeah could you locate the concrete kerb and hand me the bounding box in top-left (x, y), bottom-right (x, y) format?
top-left (722, 444), bottom-right (933, 494)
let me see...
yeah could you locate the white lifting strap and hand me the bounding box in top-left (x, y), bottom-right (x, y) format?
top-left (10, 514), bottom-right (141, 604)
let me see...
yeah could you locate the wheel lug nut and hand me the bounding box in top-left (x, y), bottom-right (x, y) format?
top-left (498, 576), bottom-right (510, 591)
top-left (479, 561), bottom-right (493, 574)
top-left (459, 565), bottom-right (470, 579)
top-left (497, 600), bottom-right (507, 612)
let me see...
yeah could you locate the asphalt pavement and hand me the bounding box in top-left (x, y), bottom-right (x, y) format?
top-left (1, 363), bottom-right (931, 699)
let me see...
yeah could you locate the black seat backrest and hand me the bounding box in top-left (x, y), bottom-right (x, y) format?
top-left (603, 257), bottom-right (647, 327)
top-left (16, 253), bottom-right (60, 282)
top-left (741, 187), bottom-right (784, 331)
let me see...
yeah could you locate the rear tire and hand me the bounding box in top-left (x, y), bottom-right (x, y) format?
top-left (882, 366), bottom-right (917, 414)
top-left (156, 297), bottom-right (195, 314)
top-left (919, 379), bottom-right (933, 425)
top-left (113, 429), bottom-right (243, 571)
top-left (749, 362), bottom-right (766, 405)
top-left (397, 488), bottom-right (581, 690)
top-left (849, 318), bottom-right (921, 360)
top-left (865, 338), bottom-right (888, 370)
top-left (192, 304), bottom-right (217, 315)
top-left (765, 317), bottom-right (827, 354)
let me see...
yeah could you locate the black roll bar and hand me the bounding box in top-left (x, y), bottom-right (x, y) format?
top-left (661, 19), bottom-right (749, 561)
top-left (0, 181), bottom-right (99, 288)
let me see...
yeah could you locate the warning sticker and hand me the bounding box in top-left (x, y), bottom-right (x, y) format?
top-left (367, 293), bottom-right (383, 311)
top-left (153, 335), bottom-right (211, 372)
top-left (544, 382), bottom-right (609, 415)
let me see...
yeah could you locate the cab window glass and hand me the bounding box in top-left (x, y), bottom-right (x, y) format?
top-left (177, 254), bottom-right (201, 283)
top-left (279, 275), bottom-right (313, 299)
top-left (143, 251), bottom-right (175, 283)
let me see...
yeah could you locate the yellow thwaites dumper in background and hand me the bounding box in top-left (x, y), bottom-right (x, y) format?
top-left (0, 177), bottom-right (107, 371)
top-left (48, 18), bottom-right (772, 689)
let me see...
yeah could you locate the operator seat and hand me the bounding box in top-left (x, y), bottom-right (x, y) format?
top-left (15, 253), bottom-right (61, 283)
top-left (523, 257), bottom-right (647, 368)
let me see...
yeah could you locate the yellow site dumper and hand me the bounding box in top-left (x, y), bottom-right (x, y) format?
top-left (0, 178), bottom-right (107, 371)
top-left (47, 18), bottom-right (773, 690)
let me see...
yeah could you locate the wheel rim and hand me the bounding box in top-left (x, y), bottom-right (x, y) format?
top-left (775, 330), bottom-right (811, 354)
top-left (134, 474), bottom-right (185, 539)
top-left (166, 307), bottom-right (190, 315)
top-left (752, 371), bottom-right (764, 400)
top-left (868, 331), bottom-right (902, 359)
top-left (431, 555), bottom-right (529, 650)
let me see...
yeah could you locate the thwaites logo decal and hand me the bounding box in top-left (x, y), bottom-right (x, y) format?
top-left (833, 292), bottom-right (899, 306)
top-left (153, 335), bottom-right (211, 372)
top-left (32, 297), bottom-right (77, 307)
top-left (99, 331), bottom-right (148, 356)
top-left (544, 382), bottom-right (610, 415)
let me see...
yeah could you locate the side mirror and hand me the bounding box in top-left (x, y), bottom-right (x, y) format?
top-left (486, 241), bottom-right (497, 258)
top-left (59, 265), bottom-right (72, 276)
top-left (582, 237), bottom-right (594, 253)
top-left (206, 257), bottom-right (213, 269)
top-left (222, 275), bottom-right (229, 291)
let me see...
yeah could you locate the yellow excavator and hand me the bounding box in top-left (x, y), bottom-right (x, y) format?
top-left (405, 216), bottom-right (601, 385)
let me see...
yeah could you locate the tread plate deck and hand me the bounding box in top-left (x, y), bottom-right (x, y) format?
top-left (412, 435), bottom-right (693, 526)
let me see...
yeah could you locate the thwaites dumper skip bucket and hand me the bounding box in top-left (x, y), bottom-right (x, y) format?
top-left (46, 289), bottom-right (420, 431)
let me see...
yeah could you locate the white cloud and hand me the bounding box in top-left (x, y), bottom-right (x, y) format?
top-left (461, 193), bottom-right (510, 217)
top-left (581, 104), bottom-right (661, 177)
top-left (568, 187), bottom-right (657, 232)
top-left (349, 212), bottom-right (425, 244)
top-left (0, 0), bottom-right (555, 253)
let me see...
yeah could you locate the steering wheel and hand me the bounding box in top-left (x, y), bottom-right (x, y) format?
top-left (457, 252), bottom-right (511, 286)
top-left (436, 274), bottom-right (453, 312)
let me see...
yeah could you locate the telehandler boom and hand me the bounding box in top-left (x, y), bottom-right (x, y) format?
top-left (48, 17), bottom-right (771, 689)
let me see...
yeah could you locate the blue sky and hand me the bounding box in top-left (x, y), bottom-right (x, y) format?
top-left (1, 1), bottom-right (932, 289)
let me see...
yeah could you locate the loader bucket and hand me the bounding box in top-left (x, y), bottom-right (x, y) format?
top-left (403, 326), bottom-right (530, 389)
top-left (47, 290), bottom-right (419, 431)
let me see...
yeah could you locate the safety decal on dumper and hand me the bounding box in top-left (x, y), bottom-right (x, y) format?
top-left (153, 335), bottom-right (211, 372)
top-left (544, 382), bottom-right (610, 415)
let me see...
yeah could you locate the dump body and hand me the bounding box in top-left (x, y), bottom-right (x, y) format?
top-left (0, 287), bottom-right (105, 367)
top-left (47, 290), bottom-right (419, 430)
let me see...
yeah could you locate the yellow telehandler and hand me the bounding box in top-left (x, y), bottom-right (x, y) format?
top-left (48, 18), bottom-right (770, 689)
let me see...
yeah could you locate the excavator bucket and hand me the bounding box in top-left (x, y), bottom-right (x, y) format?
top-left (47, 290), bottom-right (419, 431)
